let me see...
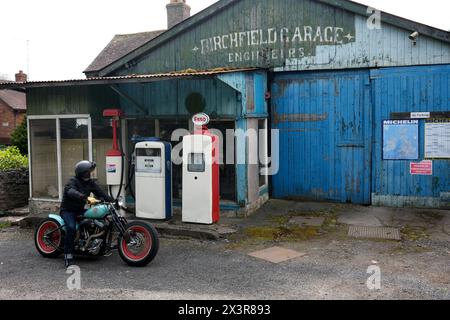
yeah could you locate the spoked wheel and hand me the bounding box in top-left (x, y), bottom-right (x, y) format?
top-left (118, 221), bottom-right (159, 267)
top-left (35, 219), bottom-right (63, 258)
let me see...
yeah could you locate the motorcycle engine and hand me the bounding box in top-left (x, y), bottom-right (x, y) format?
top-left (79, 219), bottom-right (106, 255)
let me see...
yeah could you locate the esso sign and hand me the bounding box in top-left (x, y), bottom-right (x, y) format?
top-left (192, 113), bottom-right (210, 126)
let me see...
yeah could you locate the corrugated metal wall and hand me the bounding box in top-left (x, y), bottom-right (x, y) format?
top-left (27, 85), bottom-right (119, 116)
top-left (118, 78), bottom-right (240, 118)
top-left (271, 69), bottom-right (372, 204)
top-left (371, 64), bottom-right (450, 207)
top-left (277, 15), bottom-right (450, 72)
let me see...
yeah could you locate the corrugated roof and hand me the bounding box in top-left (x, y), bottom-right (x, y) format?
top-left (0, 68), bottom-right (257, 89)
top-left (84, 30), bottom-right (165, 73)
top-left (0, 89), bottom-right (26, 111)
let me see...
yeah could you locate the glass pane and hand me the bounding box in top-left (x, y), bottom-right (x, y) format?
top-left (188, 153), bottom-right (205, 172)
top-left (136, 148), bottom-right (162, 173)
top-left (92, 118), bottom-right (113, 192)
top-left (30, 119), bottom-right (58, 199)
top-left (128, 119), bottom-right (155, 143)
top-left (60, 118), bottom-right (89, 187)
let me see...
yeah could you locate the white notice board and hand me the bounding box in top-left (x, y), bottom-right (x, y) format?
top-left (425, 119), bottom-right (450, 159)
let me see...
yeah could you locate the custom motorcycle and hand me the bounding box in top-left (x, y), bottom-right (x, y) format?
top-left (34, 199), bottom-right (159, 267)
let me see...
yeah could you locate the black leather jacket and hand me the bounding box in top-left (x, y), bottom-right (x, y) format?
top-left (60, 176), bottom-right (113, 213)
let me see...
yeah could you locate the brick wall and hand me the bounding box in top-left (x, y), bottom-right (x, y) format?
top-left (0, 99), bottom-right (24, 144)
top-left (0, 168), bottom-right (29, 211)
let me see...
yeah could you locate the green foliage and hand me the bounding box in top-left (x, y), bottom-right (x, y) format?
top-left (10, 117), bottom-right (28, 155)
top-left (0, 146), bottom-right (28, 171)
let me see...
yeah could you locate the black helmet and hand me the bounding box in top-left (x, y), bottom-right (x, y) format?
top-left (75, 161), bottom-right (96, 181)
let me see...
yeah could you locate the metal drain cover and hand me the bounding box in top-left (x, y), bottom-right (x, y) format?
top-left (348, 226), bottom-right (401, 240)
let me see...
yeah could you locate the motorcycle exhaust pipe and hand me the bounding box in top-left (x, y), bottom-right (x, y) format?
top-left (83, 230), bottom-right (106, 251)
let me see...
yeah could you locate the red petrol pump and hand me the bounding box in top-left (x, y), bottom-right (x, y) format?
top-left (103, 109), bottom-right (126, 207)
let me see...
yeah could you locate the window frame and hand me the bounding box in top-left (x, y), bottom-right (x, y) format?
top-left (27, 114), bottom-right (92, 201)
top-left (258, 118), bottom-right (269, 191)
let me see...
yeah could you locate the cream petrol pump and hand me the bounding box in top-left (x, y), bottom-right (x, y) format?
top-left (134, 139), bottom-right (173, 220)
top-left (182, 113), bottom-right (220, 225)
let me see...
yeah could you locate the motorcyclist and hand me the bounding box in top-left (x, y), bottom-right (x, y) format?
top-left (60, 160), bottom-right (114, 268)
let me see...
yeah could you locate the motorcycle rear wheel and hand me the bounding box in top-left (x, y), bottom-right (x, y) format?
top-left (35, 218), bottom-right (64, 258)
top-left (118, 221), bottom-right (159, 267)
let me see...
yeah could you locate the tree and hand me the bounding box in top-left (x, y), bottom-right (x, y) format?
top-left (10, 116), bottom-right (28, 155)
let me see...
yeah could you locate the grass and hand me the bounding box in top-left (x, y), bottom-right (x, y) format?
top-left (245, 225), bottom-right (319, 242)
top-left (401, 225), bottom-right (430, 241)
top-left (0, 221), bottom-right (12, 229)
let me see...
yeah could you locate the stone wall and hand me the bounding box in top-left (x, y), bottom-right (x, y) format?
top-left (0, 168), bottom-right (29, 211)
top-left (29, 199), bottom-right (61, 216)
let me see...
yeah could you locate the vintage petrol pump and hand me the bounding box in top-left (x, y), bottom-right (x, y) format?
top-left (103, 109), bottom-right (126, 208)
top-left (134, 139), bottom-right (173, 220)
top-left (182, 113), bottom-right (220, 224)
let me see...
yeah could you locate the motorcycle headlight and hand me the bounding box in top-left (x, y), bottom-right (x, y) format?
top-left (117, 197), bottom-right (125, 208)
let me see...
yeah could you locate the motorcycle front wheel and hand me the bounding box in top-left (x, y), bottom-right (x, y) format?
top-left (118, 221), bottom-right (159, 267)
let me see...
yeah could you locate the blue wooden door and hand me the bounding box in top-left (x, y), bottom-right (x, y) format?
top-left (271, 70), bottom-right (372, 204)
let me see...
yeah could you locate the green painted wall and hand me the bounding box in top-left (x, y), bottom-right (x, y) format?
top-left (118, 78), bottom-right (242, 118)
top-left (27, 85), bottom-right (119, 116)
top-left (113, 0), bottom-right (356, 76)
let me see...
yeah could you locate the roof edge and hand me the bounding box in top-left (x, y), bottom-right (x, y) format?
top-left (0, 68), bottom-right (260, 89)
top-left (318, 0), bottom-right (450, 42)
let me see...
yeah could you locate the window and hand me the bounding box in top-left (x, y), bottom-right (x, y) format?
top-left (258, 119), bottom-right (268, 188)
top-left (29, 119), bottom-right (58, 199)
top-left (92, 117), bottom-right (113, 192)
top-left (188, 153), bottom-right (205, 172)
top-left (28, 115), bottom-right (92, 200)
top-left (60, 118), bottom-right (89, 187)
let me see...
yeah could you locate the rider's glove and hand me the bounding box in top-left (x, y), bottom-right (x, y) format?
top-left (87, 196), bottom-right (100, 205)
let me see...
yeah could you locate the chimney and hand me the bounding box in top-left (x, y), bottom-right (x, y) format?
top-left (166, 0), bottom-right (191, 29)
top-left (15, 70), bottom-right (27, 82)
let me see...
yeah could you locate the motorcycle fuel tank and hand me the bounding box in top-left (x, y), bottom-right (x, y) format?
top-left (84, 205), bottom-right (110, 219)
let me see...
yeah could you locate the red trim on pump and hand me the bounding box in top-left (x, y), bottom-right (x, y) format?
top-left (106, 150), bottom-right (122, 157)
top-left (103, 108), bottom-right (124, 157)
top-left (210, 135), bottom-right (220, 223)
top-left (198, 127), bottom-right (220, 223)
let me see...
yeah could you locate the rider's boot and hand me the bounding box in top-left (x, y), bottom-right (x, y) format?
top-left (64, 254), bottom-right (74, 268)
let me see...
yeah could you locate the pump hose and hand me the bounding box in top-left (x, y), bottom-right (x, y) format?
top-left (109, 122), bottom-right (125, 202)
top-left (125, 149), bottom-right (136, 200)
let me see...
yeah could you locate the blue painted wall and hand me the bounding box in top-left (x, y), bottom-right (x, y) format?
top-left (371, 64), bottom-right (450, 207)
top-left (271, 70), bottom-right (372, 204)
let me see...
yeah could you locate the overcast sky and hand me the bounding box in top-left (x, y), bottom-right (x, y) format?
top-left (0, 0), bottom-right (448, 81)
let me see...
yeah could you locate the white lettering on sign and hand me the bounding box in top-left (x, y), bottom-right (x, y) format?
top-left (411, 112), bottom-right (431, 119)
top-left (197, 26), bottom-right (354, 56)
top-left (192, 113), bottom-right (210, 126)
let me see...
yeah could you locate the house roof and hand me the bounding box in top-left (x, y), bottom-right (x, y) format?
top-left (84, 30), bottom-right (165, 73)
top-left (0, 89), bottom-right (26, 111)
top-left (91, 0), bottom-right (450, 77)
